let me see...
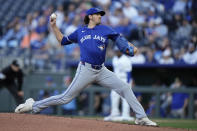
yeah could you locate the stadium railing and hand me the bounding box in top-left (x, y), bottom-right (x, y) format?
top-left (24, 86), bottom-right (197, 118)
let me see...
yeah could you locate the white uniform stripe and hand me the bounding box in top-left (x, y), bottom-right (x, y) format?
top-left (66, 36), bottom-right (73, 43)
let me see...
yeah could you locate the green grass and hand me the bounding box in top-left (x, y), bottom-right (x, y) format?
top-left (119, 118), bottom-right (197, 130)
top-left (69, 116), bottom-right (197, 130)
top-left (153, 119), bottom-right (197, 130)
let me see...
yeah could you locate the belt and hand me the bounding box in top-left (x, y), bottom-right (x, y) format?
top-left (81, 61), bottom-right (103, 70)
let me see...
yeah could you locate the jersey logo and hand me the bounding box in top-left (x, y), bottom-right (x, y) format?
top-left (80, 35), bottom-right (91, 43)
top-left (98, 44), bottom-right (105, 51)
top-left (82, 30), bottom-right (85, 33)
top-left (80, 35), bottom-right (106, 44)
top-left (93, 35), bottom-right (106, 43)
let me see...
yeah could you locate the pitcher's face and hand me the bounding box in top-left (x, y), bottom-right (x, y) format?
top-left (90, 13), bottom-right (102, 25)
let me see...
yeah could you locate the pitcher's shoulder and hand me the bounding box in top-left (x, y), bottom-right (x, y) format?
top-left (77, 26), bottom-right (83, 31)
top-left (97, 25), bottom-right (110, 29)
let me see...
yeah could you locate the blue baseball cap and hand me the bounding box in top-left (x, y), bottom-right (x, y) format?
top-left (86, 8), bottom-right (105, 16)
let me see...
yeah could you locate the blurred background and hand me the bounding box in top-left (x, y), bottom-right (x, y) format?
top-left (0, 0), bottom-right (197, 119)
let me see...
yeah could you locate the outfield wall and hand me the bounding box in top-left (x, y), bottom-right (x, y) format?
top-left (0, 72), bottom-right (196, 119)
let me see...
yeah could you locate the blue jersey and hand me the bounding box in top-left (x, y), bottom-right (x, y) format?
top-left (171, 93), bottom-right (188, 110)
top-left (61, 25), bottom-right (120, 65)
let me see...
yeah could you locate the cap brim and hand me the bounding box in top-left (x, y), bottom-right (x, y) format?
top-left (99, 11), bottom-right (105, 16)
top-left (90, 11), bottom-right (105, 16)
top-left (13, 63), bottom-right (20, 67)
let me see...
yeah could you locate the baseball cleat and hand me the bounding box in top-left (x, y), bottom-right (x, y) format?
top-left (15, 98), bottom-right (35, 113)
top-left (104, 116), bottom-right (134, 122)
top-left (104, 115), bottom-right (119, 121)
top-left (121, 116), bottom-right (135, 121)
top-left (135, 117), bottom-right (157, 126)
top-left (104, 116), bottom-right (122, 122)
top-left (104, 116), bottom-right (114, 121)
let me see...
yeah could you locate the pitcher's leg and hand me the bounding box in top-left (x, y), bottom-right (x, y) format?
top-left (97, 67), bottom-right (146, 119)
top-left (33, 64), bottom-right (95, 113)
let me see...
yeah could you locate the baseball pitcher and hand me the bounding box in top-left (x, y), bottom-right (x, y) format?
top-left (15, 8), bottom-right (157, 126)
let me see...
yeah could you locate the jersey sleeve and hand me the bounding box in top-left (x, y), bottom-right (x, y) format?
top-left (61, 29), bottom-right (78, 45)
top-left (105, 26), bottom-right (120, 41)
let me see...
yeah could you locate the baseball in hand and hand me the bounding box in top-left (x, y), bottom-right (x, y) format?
top-left (50, 13), bottom-right (57, 20)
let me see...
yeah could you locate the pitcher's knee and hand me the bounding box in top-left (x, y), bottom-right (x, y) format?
top-left (59, 93), bottom-right (76, 104)
top-left (121, 84), bottom-right (132, 94)
top-left (122, 83), bottom-right (131, 90)
top-left (113, 83), bottom-right (129, 93)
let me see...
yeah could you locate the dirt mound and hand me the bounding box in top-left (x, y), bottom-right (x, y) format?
top-left (0, 113), bottom-right (186, 131)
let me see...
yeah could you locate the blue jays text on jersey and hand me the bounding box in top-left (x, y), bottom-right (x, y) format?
top-left (80, 35), bottom-right (106, 43)
top-left (61, 25), bottom-right (120, 65)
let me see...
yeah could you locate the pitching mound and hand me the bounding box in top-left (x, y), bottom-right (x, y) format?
top-left (0, 113), bottom-right (186, 131)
